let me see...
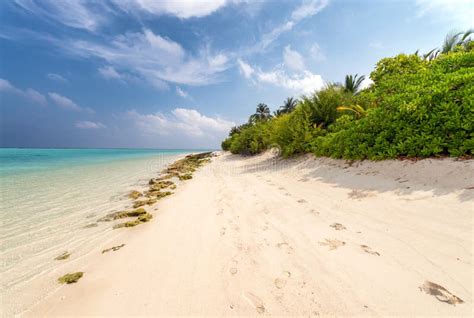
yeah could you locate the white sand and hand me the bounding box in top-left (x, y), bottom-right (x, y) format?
top-left (25, 152), bottom-right (473, 316)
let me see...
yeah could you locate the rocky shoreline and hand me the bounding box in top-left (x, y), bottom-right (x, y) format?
top-left (54, 152), bottom-right (214, 285)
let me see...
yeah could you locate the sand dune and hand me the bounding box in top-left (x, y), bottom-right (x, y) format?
top-left (26, 152), bottom-right (473, 316)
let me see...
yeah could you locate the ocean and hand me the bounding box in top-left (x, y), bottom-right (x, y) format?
top-left (0, 148), bottom-right (195, 315)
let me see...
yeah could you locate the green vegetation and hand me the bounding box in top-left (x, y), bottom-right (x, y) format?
top-left (128, 190), bottom-right (142, 199)
top-left (102, 244), bottom-right (125, 254)
top-left (58, 272), bottom-right (83, 284)
top-left (113, 212), bottom-right (153, 229)
top-left (222, 31), bottom-right (473, 160)
top-left (54, 251), bottom-right (70, 261)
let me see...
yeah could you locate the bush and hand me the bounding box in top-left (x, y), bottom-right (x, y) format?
top-left (221, 34), bottom-right (473, 160)
top-left (313, 50), bottom-right (474, 159)
top-left (228, 122), bottom-right (271, 155)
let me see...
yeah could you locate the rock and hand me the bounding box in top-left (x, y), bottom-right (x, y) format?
top-left (179, 174), bottom-right (193, 180)
top-left (138, 213), bottom-right (153, 222)
top-left (126, 208), bottom-right (147, 217)
top-left (149, 180), bottom-right (174, 191)
top-left (54, 251), bottom-right (70, 260)
top-left (58, 272), bottom-right (83, 284)
top-left (113, 213), bottom-right (153, 229)
top-left (128, 190), bottom-right (142, 199)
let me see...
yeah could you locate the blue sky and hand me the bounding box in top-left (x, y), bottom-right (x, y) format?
top-left (0, 0), bottom-right (472, 149)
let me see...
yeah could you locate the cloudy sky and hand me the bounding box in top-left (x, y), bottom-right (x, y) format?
top-left (0, 0), bottom-right (472, 149)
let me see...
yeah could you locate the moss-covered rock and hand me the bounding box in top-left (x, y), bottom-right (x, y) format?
top-left (149, 180), bottom-right (174, 191)
top-left (54, 251), bottom-right (70, 261)
top-left (113, 212), bottom-right (153, 229)
top-left (138, 212), bottom-right (153, 222)
top-left (178, 173), bottom-right (193, 180)
top-left (98, 208), bottom-right (147, 222)
top-left (125, 207), bottom-right (147, 217)
top-left (58, 272), bottom-right (83, 284)
top-left (128, 190), bottom-right (142, 199)
top-left (102, 244), bottom-right (125, 254)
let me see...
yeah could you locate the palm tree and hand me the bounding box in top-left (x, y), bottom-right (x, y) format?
top-left (281, 97), bottom-right (298, 113)
top-left (441, 29), bottom-right (473, 53)
top-left (343, 74), bottom-right (365, 94)
top-left (249, 103), bottom-right (271, 122)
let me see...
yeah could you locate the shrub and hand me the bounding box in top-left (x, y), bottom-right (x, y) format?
top-left (313, 50), bottom-right (474, 159)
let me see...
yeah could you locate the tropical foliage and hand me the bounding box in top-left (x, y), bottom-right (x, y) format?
top-left (222, 31), bottom-right (474, 160)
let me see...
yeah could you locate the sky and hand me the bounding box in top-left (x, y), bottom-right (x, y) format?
top-left (0, 0), bottom-right (472, 149)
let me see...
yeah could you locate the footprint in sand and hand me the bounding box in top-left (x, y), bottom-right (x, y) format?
top-left (360, 244), bottom-right (380, 256)
top-left (419, 281), bottom-right (464, 305)
top-left (284, 192), bottom-right (292, 196)
top-left (309, 209), bottom-right (319, 215)
top-left (274, 271), bottom-right (291, 289)
top-left (216, 208), bottom-right (224, 216)
top-left (220, 227), bottom-right (226, 236)
top-left (278, 186), bottom-right (285, 190)
top-left (319, 239), bottom-right (346, 250)
top-left (298, 178), bottom-right (309, 182)
top-left (347, 190), bottom-right (375, 200)
top-left (297, 199), bottom-right (307, 203)
top-left (330, 223), bottom-right (346, 231)
top-left (243, 292), bottom-right (265, 314)
top-left (276, 242), bottom-right (294, 254)
top-left (229, 267), bottom-right (238, 275)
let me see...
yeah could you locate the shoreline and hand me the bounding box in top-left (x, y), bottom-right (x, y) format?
top-left (1, 151), bottom-right (199, 317)
top-left (17, 151), bottom-right (474, 316)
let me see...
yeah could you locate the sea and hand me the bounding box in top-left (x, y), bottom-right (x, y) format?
top-left (0, 148), bottom-right (197, 315)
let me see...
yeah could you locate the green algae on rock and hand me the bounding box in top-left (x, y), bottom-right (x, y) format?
top-left (128, 190), bottom-right (142, 199)
top-left (102, 244), bottom-right (125, 254)
top-left (97, 208), bottom-right (147, 222)
top-left (178, 173), bottom-right (193, 180)
top-left (113, 212), bottom-right (153, 229)
top-left (54, 251), bottom-right (71, 261)
top-left (58, 272), bottom-right (83, 284)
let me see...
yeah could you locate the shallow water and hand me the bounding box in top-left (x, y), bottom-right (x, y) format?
top-left (0, 148), bottom-right (195, 315)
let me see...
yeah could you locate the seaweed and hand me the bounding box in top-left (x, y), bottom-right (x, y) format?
top-left (54, 251), bottom-right (70, 260)
top-left (102, 244), bottom-right (125, 253)
top-left (58, 272), bottom-right (83, 284)
top-left (128, 190), bottom-right (142, 199)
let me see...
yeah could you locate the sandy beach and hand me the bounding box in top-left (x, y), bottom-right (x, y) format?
top-left (25, 151), bottom-right (473, 317)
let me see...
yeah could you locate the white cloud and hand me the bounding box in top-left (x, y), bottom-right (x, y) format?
top-left (66, 29), bottom-right (229, 87)
top-left (98, 66), bottom-right (122, 80)
top-left (176, 86), bottom-right (192, 99)
top-left (237, 61), bottom-right (324, 94)
top-left (14, 0), bottom-right (106, 31)
top-left (47, 73), bottom-right (67, 82)
top-left (0, 78), bottom-right (47, 105)
top-left (126, 108), bottom-right (235, 138)
top-left (359, 77), bottom-right (374, 90)
top-left (257, 0), bottom-right (330, 51)
top-left (48, 92), bottom-right (82, 111)
top-left (237, 59), bottom-right (255, 78)
top-left (115, 0), bottom-right (229, 19)
top-left (283, 45), bottom-right (305, 71)
top-left (291, 0), bottom-right (330, 21)
top-left (415, 0), bottom-right (474, 28)
top-left (309, 43), bottom-right (326, 61)
top-left (75, 120), bottom-right (106, 129)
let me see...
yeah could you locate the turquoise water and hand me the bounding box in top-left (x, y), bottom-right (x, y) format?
top-left (0, 148), bottom-right (199, 315)
top-left (0, 148), bottom-right (193, 176)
